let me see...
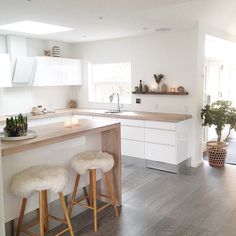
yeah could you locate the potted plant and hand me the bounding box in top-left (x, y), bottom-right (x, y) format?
top-left (153, 74), bottom-right (164, 92)
top-left (201, 100), bottom-right (232, 167)
top-left (224, 107), bottom-right (236, 141)
top-left (4, 114), bottom-right (28, 137)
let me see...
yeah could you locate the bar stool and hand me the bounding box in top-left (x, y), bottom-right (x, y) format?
top-left (69, 151), bottom-right (119, 232)
top-left (11, 165), bottom-right (74, 236)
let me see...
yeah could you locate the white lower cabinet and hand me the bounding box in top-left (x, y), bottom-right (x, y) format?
top-left (145, 128), bottom-right (175, 145)
top-left (89, 115), bottom-right (190, 165)
top-left (121, 126), bottom-right (144, 141)
top-left (121, 139), bottom-right (145, 159)
top-left (145, 143), bottom-right (176, 164)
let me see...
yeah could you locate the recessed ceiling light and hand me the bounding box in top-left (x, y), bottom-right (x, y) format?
top-left (0, 21), bottom-right (73, 35)
top-left (155, 28), bottom-right (171, 32)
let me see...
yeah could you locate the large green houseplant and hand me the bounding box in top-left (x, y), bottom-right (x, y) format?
top-left (201, 100), bottom-right (232, 167)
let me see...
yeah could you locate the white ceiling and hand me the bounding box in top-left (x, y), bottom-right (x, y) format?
top-left (0, 0), bottom-right (236, 42)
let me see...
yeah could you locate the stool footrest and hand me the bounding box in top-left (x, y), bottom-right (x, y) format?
top-left (75, 201), bottom-right (94, 209)
top-left (97, 202), bottom-right (112, 213)
top-left (74, 195), bottom-right (88, 204)
top-left (55, 227), bottom-right (70, 236)
top-left (48, 214), bottom-right (66, 224)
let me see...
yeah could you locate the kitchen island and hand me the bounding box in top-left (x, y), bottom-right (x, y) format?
top-left (0, 119), bottom-right (121, 236)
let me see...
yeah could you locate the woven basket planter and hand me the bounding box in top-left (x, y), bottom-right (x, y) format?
top-left (207, 141), bottom-right (228, 167)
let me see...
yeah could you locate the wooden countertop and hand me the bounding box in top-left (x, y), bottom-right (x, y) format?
top-left (0, 108), bottom-right (192, 125)
top-left (1, 119), bottom-right (120, 157)
top-left (73, 108), bottom-right (192, 122)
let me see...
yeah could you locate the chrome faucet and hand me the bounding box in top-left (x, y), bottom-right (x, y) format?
top-left (109, 92), bottom-right (122, 112)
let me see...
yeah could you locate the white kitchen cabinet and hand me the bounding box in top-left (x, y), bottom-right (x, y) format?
top-left (79, 114), bottom-right (191, 167)
top-left (33, 57), bottom-right (62, 86)
top-left (145, 120), bottom-right (175, 130)
top-left (33, 57), bottom-right (82, 86)
top-left (121, 126), bottom-right (144, 141)
top-left (145, 143), bottom-right (176, 164)
top-left (62, 58), bottom-right (82, 85)
top-left (121, 139), bottom-right (145, 159)
top-left (0, 54), bottom-right (12, 87)
top-left (145, 128), bottom-right (175, 145)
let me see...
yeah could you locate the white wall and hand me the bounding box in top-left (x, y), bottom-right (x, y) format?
top-left (0, 36), bottom-right (73, 115)
top-left (71, 26), bottom-right (204, 167)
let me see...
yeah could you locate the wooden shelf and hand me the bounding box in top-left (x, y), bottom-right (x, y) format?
top-left (132, 91), bottom-right (189, 95)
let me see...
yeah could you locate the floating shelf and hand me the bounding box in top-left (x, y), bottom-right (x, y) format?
top-left (132, 91), bottom-right (189, 95)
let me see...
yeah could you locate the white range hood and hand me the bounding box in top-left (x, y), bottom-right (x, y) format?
top-left (7, 35), bottom-right (36, 84)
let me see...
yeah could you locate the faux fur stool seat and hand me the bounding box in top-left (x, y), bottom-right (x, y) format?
top-left (11, 165), bottom-right (69, 198)
top-left (71, 151), bottom-right (114, 174)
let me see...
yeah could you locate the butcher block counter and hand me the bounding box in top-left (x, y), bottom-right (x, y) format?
top-left (0, 119), bottom-right (121, 236)
top-left (0, 108), bottom-right (192, 126)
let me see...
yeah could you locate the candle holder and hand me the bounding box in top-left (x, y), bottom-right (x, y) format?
top-left (170, 87), bottom-right (175, 93)
top-left (64, 118), bottom-right (72, 128)
top-left (71, 116), bottom-right (79, 126)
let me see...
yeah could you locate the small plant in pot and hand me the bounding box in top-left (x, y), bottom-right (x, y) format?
top-left (4, 114), bottom-right (28, 137)
top-left (201, 100), bottom-right (232, 167)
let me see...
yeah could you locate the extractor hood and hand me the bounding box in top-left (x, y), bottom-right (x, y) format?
top-left (12, 57), bottom-right (36, 84)
top-left (7, 35), bottom-right (36, 84)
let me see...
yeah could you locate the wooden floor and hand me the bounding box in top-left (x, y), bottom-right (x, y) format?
top-left (50, 159), bottom-right (236, 236)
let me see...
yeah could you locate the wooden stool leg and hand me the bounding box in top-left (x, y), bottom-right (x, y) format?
top-left (43, 190), bottom-right (49, 232)
top-left (89, 171), bottom-right (93, 207)
top-left (68, 174), bottom-right (80, 217)
top-left (83, 186), bottom-right (90, 206)
top-left (16, 198), bottom-right (27, 236)
top-left (58, 192), bottom-right (74, 236)
top-left (104, 172), bottom-right (119, 217)
top-left (91, 169), bottom-right (97, 232)
top-left (39, 191), bottom-right (45, 236)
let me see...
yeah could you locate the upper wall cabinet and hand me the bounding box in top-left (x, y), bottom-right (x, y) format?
top-left (33, 57), bottom-right (82, 86)
top-left (0, 54), bottom-right (12, 87)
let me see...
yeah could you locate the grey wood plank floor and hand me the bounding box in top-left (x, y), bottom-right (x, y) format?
top-left (51, 160), bottom-right (236, 236)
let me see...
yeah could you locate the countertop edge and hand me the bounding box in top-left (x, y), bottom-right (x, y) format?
top-left (0, 108), bottom-right (192, 125)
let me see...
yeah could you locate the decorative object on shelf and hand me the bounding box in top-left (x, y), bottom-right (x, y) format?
top-left (52, 46), bottom-right (61, 57)
top-left (69, 99), bottom-right (78, 108)
top-left (44, 49), bottom-right (51, 57)
top-left (134, 86), bottom-right (139, 92)
top-left (132, 91), bottom-right (188, 95)
top-left (32, 105), bottom-right (46, 115)
top-left (143, 84), bottom-right (149, 93)
top-left (139, 80), bottom-right (143, 92)
top-left (4, 114), bottom-right (28, 137)
top-left (170, 87), bottom-right (175, 93)
top-left (177, 86), bottom-right (185, 93)
top-left (154, 74), bottom-right (164, 92)
top-left (201, 100), bottom-right (232, 167)
top-left (161, 83), bottom-right (168, 93)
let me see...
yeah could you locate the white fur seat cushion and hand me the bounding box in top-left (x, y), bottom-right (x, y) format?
top-left (71, 151), bottom-right (114, 175)
top-left (11, 165), bottom-right (69, 198)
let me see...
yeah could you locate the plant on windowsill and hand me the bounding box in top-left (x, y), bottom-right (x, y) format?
top-left (4, 114), bottom-right (28, 137)
top-left (201, 100), bottom-right (232, 167)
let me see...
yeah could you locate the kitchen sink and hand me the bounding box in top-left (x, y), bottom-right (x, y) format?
top-left (105, 110), bottom-right (126, 114)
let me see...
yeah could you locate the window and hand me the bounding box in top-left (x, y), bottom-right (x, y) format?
top-left (88, 62), bottom-right (131, 104)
